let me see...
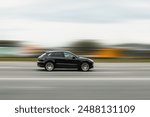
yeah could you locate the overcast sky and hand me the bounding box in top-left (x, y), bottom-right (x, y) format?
top-left (0, 0), bottom-right (150, 47)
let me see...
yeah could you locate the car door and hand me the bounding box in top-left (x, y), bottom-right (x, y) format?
top-left (63, 52), bottom-right (79, 68)
top-left (50, 52), bottom-right (65, 68)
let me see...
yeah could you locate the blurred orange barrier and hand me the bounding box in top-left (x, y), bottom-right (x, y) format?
top-left (93, 48), bottom-right (123, 58)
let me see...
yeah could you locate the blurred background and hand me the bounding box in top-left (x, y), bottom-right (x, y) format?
top-left (1, 39), bottom-right (150, 62)
top-left (0, 0), bottom-right (150, 62)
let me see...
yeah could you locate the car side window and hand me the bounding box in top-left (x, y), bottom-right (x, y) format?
top-left (51, 52), bottom-right (64, 57)
top-left (64, 52), bottom-right (75, 59)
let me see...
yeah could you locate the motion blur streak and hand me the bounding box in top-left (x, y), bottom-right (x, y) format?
top-left (1, 40), bottom-right (150, 59)
top-left (0, 40), bottom-right (150, 100)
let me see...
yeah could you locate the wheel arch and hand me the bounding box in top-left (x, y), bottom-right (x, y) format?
top-left (45, 60), bottom-right (55, 65)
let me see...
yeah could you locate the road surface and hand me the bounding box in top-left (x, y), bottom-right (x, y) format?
top-left (0, 62), bottom-right (150, 99)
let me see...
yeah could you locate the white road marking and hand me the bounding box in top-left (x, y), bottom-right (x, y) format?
top-left (0, 78), bottom-right (149, 81)
top-left (0, 86), bottom-right (56, 89)
top-left (0, 66), bottom-right (37, 69)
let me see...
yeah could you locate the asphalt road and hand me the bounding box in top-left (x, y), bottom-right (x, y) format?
top-left (0, 62), bottom-right (150, 100)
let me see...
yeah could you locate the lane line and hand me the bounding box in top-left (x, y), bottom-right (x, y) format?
top-left (0, 87), bottom-right (56, 89)
top-left (1, 77), bottom-right (150, 81)
top-left (0, 66), bottom-right (150, 70)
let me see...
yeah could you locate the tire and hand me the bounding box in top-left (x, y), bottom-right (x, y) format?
top-left (81, 62), bottom-right (89, 71)
top-left (45, 62), bottom-right (54, 71)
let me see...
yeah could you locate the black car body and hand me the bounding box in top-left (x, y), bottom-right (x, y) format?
top-left (37, 51), bottom-right (94, 71)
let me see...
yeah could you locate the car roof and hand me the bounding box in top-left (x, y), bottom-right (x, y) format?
top-left (46, 51), bottom-right (70, 53)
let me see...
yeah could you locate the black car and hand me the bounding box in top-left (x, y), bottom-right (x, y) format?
top-left (37, 51), bottom-right (94, 71)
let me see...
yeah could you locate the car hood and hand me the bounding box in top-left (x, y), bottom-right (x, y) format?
top-left (78, 57), bottom-right (93, 62)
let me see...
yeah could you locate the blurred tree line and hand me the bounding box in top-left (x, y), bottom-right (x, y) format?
top-left (70, 40), bottom-right (103, 55)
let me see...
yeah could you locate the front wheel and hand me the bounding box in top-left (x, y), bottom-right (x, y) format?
top-left (45, 62), bottom-right (54, 71)
top-left (81, 62), bottom-right (90, 71)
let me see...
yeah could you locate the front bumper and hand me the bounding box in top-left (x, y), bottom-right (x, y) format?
top-left (89, 62), bottom-right (94, 69)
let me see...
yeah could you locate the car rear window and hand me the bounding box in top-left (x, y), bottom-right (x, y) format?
top-left (39, 53), bottom-right (46, 58)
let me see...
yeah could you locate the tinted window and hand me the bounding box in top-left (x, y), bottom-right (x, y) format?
top-left (51, 52), bottom-right (64, 57)
top-left (47, 53), bottom-right (51, 56)
top-left (39, 53), bottom-right (46, 58)
top-left (64, 52), bottom-right (75, 59)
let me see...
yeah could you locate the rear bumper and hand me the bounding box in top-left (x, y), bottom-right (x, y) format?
top-left (37, 61), bottom-right (45, 67)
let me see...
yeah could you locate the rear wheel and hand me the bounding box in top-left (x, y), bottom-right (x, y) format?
top-left (45, 62), bottom-right (54, 71)
top-left (81, 62), bottom-right (89, 71)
